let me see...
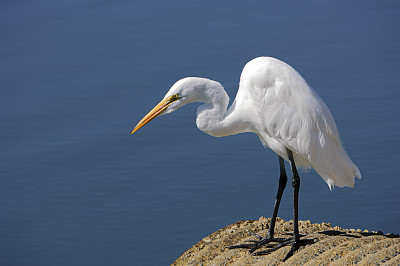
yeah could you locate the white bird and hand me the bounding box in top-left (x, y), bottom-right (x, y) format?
top-left (131, 57), bottom-right (361, 260)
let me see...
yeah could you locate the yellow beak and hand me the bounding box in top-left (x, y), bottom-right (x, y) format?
top-left (130, 95), bottom-right (176, 134)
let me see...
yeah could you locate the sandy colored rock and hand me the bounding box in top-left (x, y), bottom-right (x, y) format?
top-left (172, 217), bottom-right (399, 265)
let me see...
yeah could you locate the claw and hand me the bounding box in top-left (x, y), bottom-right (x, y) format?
top-left (229, 235), bottom-right (287, 253)
top-left (282, 239), bottom-right (315, 261)
top-left (248, 231), bottom-right (263, 240)
top-left (229, 234), bottom-right (315, 261)
top-left (228, 243), bottom-right (253, 249)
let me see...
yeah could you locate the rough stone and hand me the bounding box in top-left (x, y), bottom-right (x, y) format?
top-left (172, 217), bottom-right (399, 265)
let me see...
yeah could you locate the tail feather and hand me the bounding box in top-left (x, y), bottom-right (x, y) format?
top-left (312, 150), bottom-right (361, 190)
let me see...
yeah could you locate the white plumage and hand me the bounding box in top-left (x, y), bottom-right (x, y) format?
top-left (131, 56), bottom-right (361, 259)
top-left (157, 57), bottom-right (360, 189)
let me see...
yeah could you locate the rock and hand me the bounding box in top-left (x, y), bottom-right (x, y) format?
top-left (172, 217), bottom-right (399, 265)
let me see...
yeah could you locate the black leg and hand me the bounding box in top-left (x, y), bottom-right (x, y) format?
top-left (228, 150), bottom-right (314, 260)
top-left (268, 156), bottom-right (287, 238)
top-left (280, 148), bottom-right (314, 261)
top-left (287, 148), bottom-right (300, 242)
top-left (229, 156), bottom-right (288, 251)
top-left (283, 148), bottom-right (301, 260)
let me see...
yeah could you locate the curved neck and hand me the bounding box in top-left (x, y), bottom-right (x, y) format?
top-left (192, 79), bottom-right (252, 137)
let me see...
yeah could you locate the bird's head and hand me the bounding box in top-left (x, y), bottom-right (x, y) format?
top-left (130, 78), bottom-right (202, 134)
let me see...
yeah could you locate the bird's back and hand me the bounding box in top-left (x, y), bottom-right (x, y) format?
top-left (236, 57), bottom-right (361, 189)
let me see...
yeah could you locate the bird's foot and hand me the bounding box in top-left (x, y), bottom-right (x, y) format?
top-left (252, 238), bottom-right (315, 261)
top-left (228, 231), bottom-right (287, 253)
top-left (228, 231), bottom-right (314, 261)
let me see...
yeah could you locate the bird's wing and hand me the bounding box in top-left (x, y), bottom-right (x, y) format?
top-left (259, 81), bottom-right (359, 188)
top-left (238, 57), bottom-right (360, 188)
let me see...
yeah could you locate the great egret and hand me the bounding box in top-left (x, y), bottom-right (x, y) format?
top-left (131, 57), bottom-right (361, 261)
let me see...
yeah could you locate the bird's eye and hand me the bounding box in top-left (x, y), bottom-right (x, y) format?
top-left (171, 94), bottom-right (181, 101)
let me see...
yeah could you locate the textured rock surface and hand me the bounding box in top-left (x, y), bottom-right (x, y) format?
top-left (172, 217), bottom-right (399, 265)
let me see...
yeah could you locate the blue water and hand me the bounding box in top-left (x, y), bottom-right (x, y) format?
top-left (2, 1), bottom-right (399, 265)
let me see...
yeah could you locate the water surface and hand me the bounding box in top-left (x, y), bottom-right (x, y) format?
top-left (2, 1), bottom-right (400, 265)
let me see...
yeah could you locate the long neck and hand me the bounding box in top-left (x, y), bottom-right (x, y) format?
top-left (193, 79), bottom-right (252, 137)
